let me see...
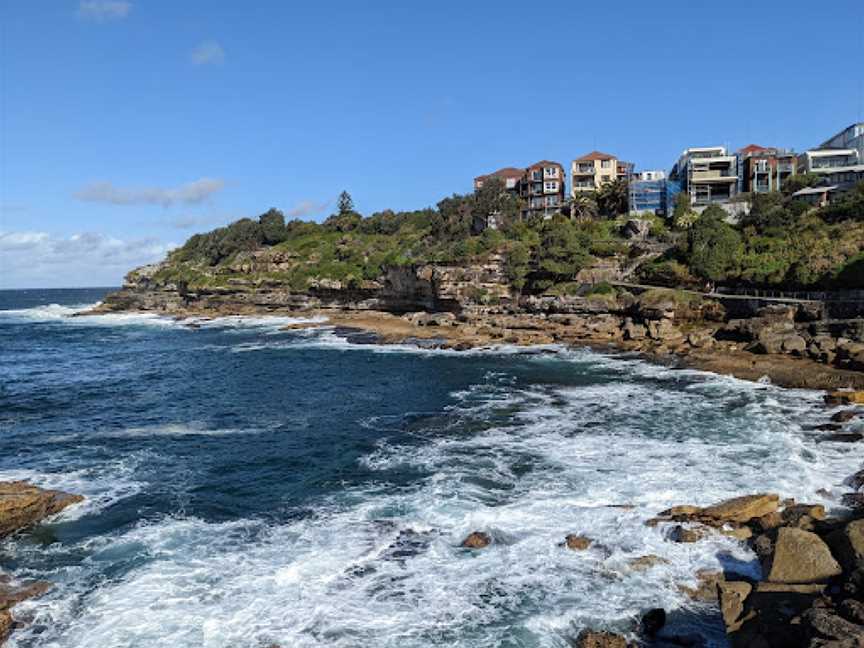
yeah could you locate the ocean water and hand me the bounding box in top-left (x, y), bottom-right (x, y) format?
top-left (1, 288), bottom-right (861, 648)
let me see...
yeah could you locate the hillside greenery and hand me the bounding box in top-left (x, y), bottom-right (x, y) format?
top-left (154, 180), bottom-right (864, 294)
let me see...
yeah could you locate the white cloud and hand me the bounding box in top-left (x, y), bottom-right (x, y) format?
top-left (190, 41), bottom-right (225, 66)
top-left (287, 200), bottom-right (331, 218)
top-left (0, 230), bottom-right (175, 289)
top-left (78, 1), bottom-right (132, 21)
top-left (74, 178), bottom-right (225, 207)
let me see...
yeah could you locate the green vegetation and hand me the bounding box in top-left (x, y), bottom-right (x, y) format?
top-left (158, 180), bottom-right (864, 296)
top-left (646, 181), bottom-right (864, 290)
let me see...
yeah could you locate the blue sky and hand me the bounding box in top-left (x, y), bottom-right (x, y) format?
top-left (1, 0), bottom-right (863, 288)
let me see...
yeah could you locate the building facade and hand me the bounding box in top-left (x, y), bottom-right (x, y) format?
top-left (520, 161), bottom-right (566, 219)
top-left (737, 144), bottom-right (796, 194)
top-left (628, 171), bottom-right (679, 216)
top-left (473, 161), bottom-right (566, 223)
top-left (670, 146), bottom-right (739, 208)
top-left (819, 122), bottom-right (864, 162)
top-left (570, 151), bottom-right (629, 195)
top-left (473, 167), bottom-right (525, 194)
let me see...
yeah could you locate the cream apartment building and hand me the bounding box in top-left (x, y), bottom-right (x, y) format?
top-left (570, 151), bottom-right (628, 196)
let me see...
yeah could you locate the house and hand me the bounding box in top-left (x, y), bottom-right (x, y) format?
top-left (670, 146), bottom-right (740, 208)
top-left (798, 124), bottom-right (864, 191)
top-left (799, 148), bottom-right (860, 175)
top-left (737, 144), bottom-right (797, 193)
top-left (473, 167), bottom-right (525, 194)
top-left (791, 185), bottom-right (839, 208)
top-left (520, 160), bottom-right (566, 219)
top-left (628, 171), bottom-right (678, 216)
top-left (634, 170), bottom-right (666, 182)
top-left (818, 122), bottom-right (864, 162)
top-left (472, 161), bottom-right (566, 224)
top-left (570, 151), bottom-right (630, 195)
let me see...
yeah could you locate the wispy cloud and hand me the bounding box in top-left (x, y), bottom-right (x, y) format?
top-left (78, 1), bottom-right (132, 22)
top-left (190, 41), bottom-right (225, 66)
top-left (0, 230), bottom-right (175, 289)
top-left (287, 200), bottom-right (331, 218)
top-left (74, 178), bottom-right (225, 208)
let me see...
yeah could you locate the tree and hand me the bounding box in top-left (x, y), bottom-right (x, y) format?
top-left (259, 208), bottom-right (287, 244)
top-left (672, 193), bottom-right (697, 229)
top-left (739, 192), bottom-right (793, 232)
top-left (471, 177), bottom-right (522, 232)
top-left (687, 206), bottom-right (742, 282)
top-left (538, 216), bottom-right (591, 281)
top-left (431, 194), bottom-right (473, 240)
top-left (595, 179), bottom-right (628, 218)
top-left (503, 240), bottom-right (532, 291)
top-left (337, 191), bottom-right (354, 215)
top-left (570, 193), bottom-right (599, 221)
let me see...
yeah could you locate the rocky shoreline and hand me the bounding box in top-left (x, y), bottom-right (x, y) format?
top-left (0, 482), bottom-right (83, 644)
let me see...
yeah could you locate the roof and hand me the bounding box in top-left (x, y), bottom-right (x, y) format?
top-left (792, 185), bottom-right (838, 196)
top-left (474, 167), bottom-right (525, 182)
top-left (573, 151), bottom-right (616, 162)
top-left (526, 160), bottom-right (563, 170)
top-left (738, 144), bottom-right (770, 154)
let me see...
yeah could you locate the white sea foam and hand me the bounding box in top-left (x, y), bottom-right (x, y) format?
top-left (9, 353), bottom-right (861, 648)
top-left (0, 455), bottom-right (147, 525)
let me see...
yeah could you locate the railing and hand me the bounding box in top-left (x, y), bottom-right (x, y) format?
top-left (715, 287), bottom-right (864, 302)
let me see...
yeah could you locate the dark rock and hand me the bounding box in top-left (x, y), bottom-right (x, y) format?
top-left (831, 410), bottom-right (860, 423)
top-left (841, 493), bottom-right (864, 511)
top-left (840, 599), bottom-right (864, 625)
top-left (640, 608), bottom-right (666, 637)
top-left (826, 520), bottom-right (864, 573)
top-left (669, 524), bottom-right (708, 543)
top-left (803, 608), bottom-right (864, 641)
top-left (821, 433), bottom-right (864, 443)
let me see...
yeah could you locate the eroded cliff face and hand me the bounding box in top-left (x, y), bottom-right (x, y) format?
top-left (99, 253), bottom-right (515, 316)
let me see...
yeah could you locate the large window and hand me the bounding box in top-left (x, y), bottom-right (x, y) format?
top-left (601, 159), bottom-right (611, 169)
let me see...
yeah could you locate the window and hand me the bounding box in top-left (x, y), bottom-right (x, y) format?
top-left (601, 159), bottom-right (611, 169)
top-left (601, 175), bottom-right (610, 182)
top-left (544, 181), bottom-right (558, 192)
top-left (544, 167), bottom-right (559, 178)
top-left (532, 171), bottom-right (542, 181)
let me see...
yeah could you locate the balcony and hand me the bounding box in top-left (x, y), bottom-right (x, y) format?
top-left (691, 170), bottom-right (737, 183)
top-left (573, 165), bottom-right (595, 175)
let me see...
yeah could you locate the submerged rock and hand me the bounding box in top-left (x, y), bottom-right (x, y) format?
top-left (0, 481), bottom-right (83, 539)
top-left (565, 534), bottom-right (593, 551)
top-left (572, 629), bottom-right (629, 648)
top-left (460, 531), bottom-right (491, 549)
top-left (640, 608), bottom-right (666, 637)
top-left (628, 555), bottom-right (669, 571)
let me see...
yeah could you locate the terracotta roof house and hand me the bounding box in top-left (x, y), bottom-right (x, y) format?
top-left (571, 151), bottom-right (630, 196)
top-left (737, 144), bottom-right (797, 193)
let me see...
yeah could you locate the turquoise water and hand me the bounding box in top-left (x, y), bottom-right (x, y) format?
top-left (0, 288), bottom-right (860, 647)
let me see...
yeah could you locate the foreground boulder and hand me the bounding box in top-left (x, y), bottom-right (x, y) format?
top-left (0, 578), bottom-right (53, 644)
top-left (764, 528), bottom-right (842, 584)
top-left (827, 520), bottom-right (864, 572)
top-left (700, 494), bottom-right (780, 524)
top-left (0, 481), bottom-right (83, 539)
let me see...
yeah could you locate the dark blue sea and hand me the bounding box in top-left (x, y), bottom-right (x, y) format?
top-left (0, 288), bottom-right (859, 647)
